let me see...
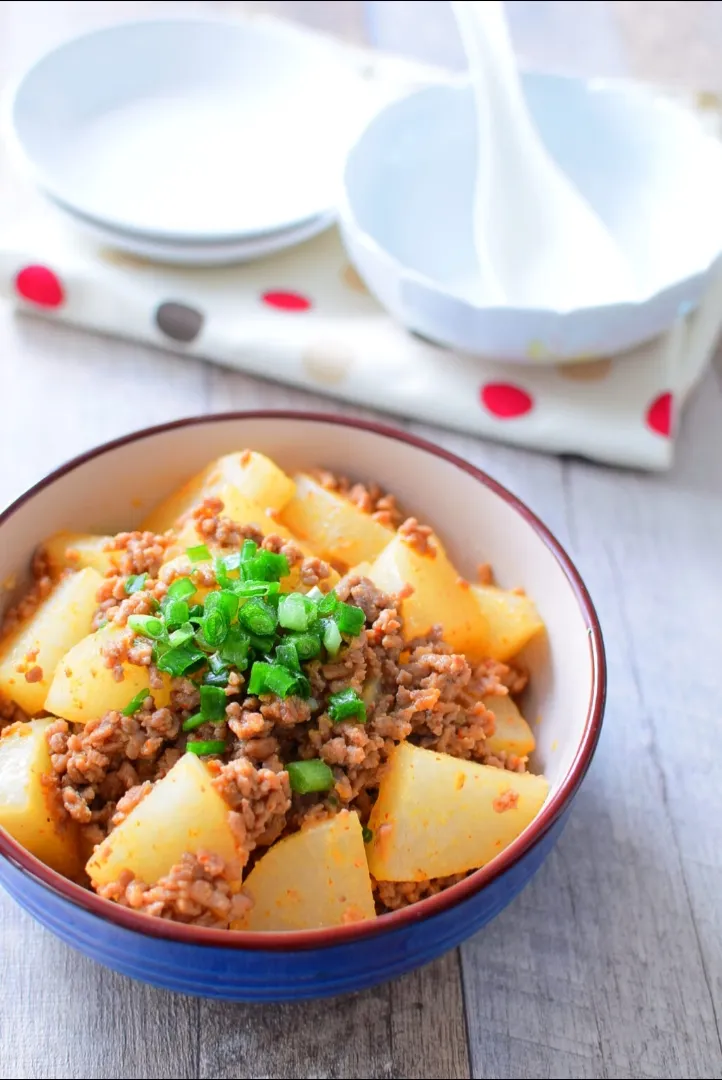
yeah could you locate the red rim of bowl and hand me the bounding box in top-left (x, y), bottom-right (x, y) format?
top-left (0, 411), bottom-right (606, 951)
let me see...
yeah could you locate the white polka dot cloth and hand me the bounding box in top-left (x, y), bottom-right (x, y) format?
top-left (1, 22), bottom-right (721, 471)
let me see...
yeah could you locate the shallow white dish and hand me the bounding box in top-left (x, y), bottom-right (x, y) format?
top-left (51, 199), bottom-right (335, 267)
top-left (8, 17), bottom-right (367, 243)
top-left (339, 77), bottom-right (722, 361)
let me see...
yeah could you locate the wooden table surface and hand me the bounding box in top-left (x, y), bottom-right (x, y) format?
top-left (1, 3), bottom-right (721, 1078)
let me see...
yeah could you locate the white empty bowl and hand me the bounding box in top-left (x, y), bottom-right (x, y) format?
top-left (339, 77), bottom-right (722, 361)
top-left (8, 17), bottom-right (368, 243)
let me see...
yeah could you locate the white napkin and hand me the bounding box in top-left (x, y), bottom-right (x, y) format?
top-left (1, 18), bottom-right (720, 471)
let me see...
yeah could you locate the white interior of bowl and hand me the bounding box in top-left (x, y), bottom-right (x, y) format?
top-left (0, 417), bottom-right (595, 802)
top-left (9, 18), bottom-right (367, 240)
top-left (344, 78), bottom-right (722, 304)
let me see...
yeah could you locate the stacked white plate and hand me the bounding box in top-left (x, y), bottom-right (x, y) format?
top-left (6, 17), bottom-right (370, 265)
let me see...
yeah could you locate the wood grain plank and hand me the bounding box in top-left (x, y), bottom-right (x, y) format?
top-left (0, 893), bottom-right (198, 1080)
top-left (198, 952), bottom-right (469, 1080)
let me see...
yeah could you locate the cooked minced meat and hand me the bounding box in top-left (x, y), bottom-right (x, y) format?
top-left (97, 850), bottom-right (252, 929)
top-left (397, 517), bottom-right (436, 557)
top-left (373, 873), bottom-right (468, 913)
top-left (310, 469), bottom-right (404, 529)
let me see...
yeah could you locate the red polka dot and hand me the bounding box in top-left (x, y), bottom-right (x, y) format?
top-left (261, 290), bottom-right (311, 312)
top-left (480, 382), bottom-right (534, 419)
top-left (15, 265), bottom-right (64, 308)
top-left (646, 391), bottom-right (673, 437)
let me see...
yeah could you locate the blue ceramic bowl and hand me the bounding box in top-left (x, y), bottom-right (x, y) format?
top-left (0, 413), bottom-right (605, 1000)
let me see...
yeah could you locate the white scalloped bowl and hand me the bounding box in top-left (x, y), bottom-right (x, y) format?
top-left (339, 77), bottom-right (722, 362)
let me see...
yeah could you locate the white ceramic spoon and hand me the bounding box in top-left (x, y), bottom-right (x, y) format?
top-left (452, 0), bottom-right (639, 310)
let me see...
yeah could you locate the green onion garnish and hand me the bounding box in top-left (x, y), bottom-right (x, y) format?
top-left (218, 628), bottom-right (250, 669)
top-left (328, 687), bottom-right (366, 724)
top-left (125, 573), bottom-right (148, 595)
top-left (334, 602), bottom-right (365, 637)
top-left (241, 550), bottom-right (290, 582)
top-left (205, 590), bottom-right (239, 621)
top-left (321, 618), bottom-right (342, 656)
top-left (241, 539), bottom-right (258, 562)
top-left (121, 688), bottom-right (150, 716)
top-left (362, 826), bottom-right (373, 843)
top-left (317, 591), bottom-right (338, 616)
top-left (221, 551), bottom-right (242, 573)
top-left (286, 759), bottom-right (334, 794)
top-left (169, 621), bottom-right (196, 647)
top-left (182, 712), bottom-right (205, 732)
top-left (238, 597), bottom-right (277, 636)
top-left (186, 739), bottom-right (226, 756)
top-left (248, 632), bottom-right (276, 654)
top-left (275, 641), bottom-right (301, 673)
top-left (233, 581), bottom-right (275, 598)
top-left (166, 576), bottom-right (196, 601)
top-left (208, 652), bottom-right (228, 675)
top-left (156, 642), bottom-right (206, 677)
top-left (200, 684), bottom-right (227, 721)
top-left (203, 671), bottom-right (229, 688)
top-left (186, 543), bottom-right (211, 563)
top-left (278, 592), bottom-right (315, 632)
top-left (127, 614), bottom-right (166, 640)
top-left (285, 631), bottom-right (322, 661)
top-left (306, 586), bottom-right (324, 603)
top-left (164, 599), bottom-right (190, 628)
top-left (247, 661), bottom-right (298, 698)
top-left (200, 609), bottom-right (229, 648)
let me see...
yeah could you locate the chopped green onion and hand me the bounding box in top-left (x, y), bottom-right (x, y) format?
top-left (335, 601), bottom-right (365, 637)
top-left (328, 687), bottom-right (367, 724)
top-left (189, 603), bottom-right (204, 619)
top-left (208, 652), bottom-right (228, 675)
top-left (205, 590), bottom-right (239, 622)
top-left (248, 632), bottom-right (276, 654)
top-left (218, 628), bottom-right (250, 669)
top-left (200, 684), bottom-right (227, 721)
top-left (201, 609), bottom-right (229, 648)
top-left (241, 550), bottom-right (290, 583)
top-left (213, 557), bottom-right (232, 590)
top-left (278, 592), bottom-right (315, 632)
top-left (156, 643), bottom-right (206, 677)
top-left (286, 759), bottom-right (334, 794)
top-left (127, 614), bottom-right (166, 640)
top-left (182, 712), bottom-right (205, 732)
top-left (321, 618), bottom-right (342, 657)
top-left (241, 539), bottom-right (258, 562)
top-left (121, 688), bottom-right (150, 716)
top-left (164, 599), bottom-right (190, 628)
top-left (317, 591), bottom-right (338, 616)
top-left (169, 621), bottom-right (196, 647)
top-left (186, 543), bottom-right (211, 563)
top-left (247, 661), bottom-right (298, 698)
top-left (232, 581), bottom-right (275, 598)
top-left (362, 826), bottom-right (373, 843)
top-left (125, 573), bottom-right (148, 595)
top-left (238, 597), bottom-right (277, 636)
top-left (294, 674), bottom-right (311, 700)
top-left (221, 551), bottom-right (242, 573)
top-left (306, 586), bottom-right (324, 603)
top-left (275, 642), bottom-right (301, 672)
top-left (203, 671), bottom-right (229, 688)
top-left (166, 577), bottom-right (196, 601)
top-left (186, 739), bottom-right (226, 756)
top-left (286, 631), bottom-right (322, 661)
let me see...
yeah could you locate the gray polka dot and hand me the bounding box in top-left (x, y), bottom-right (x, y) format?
top-left (155, 301), bottom-right (204, 343)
